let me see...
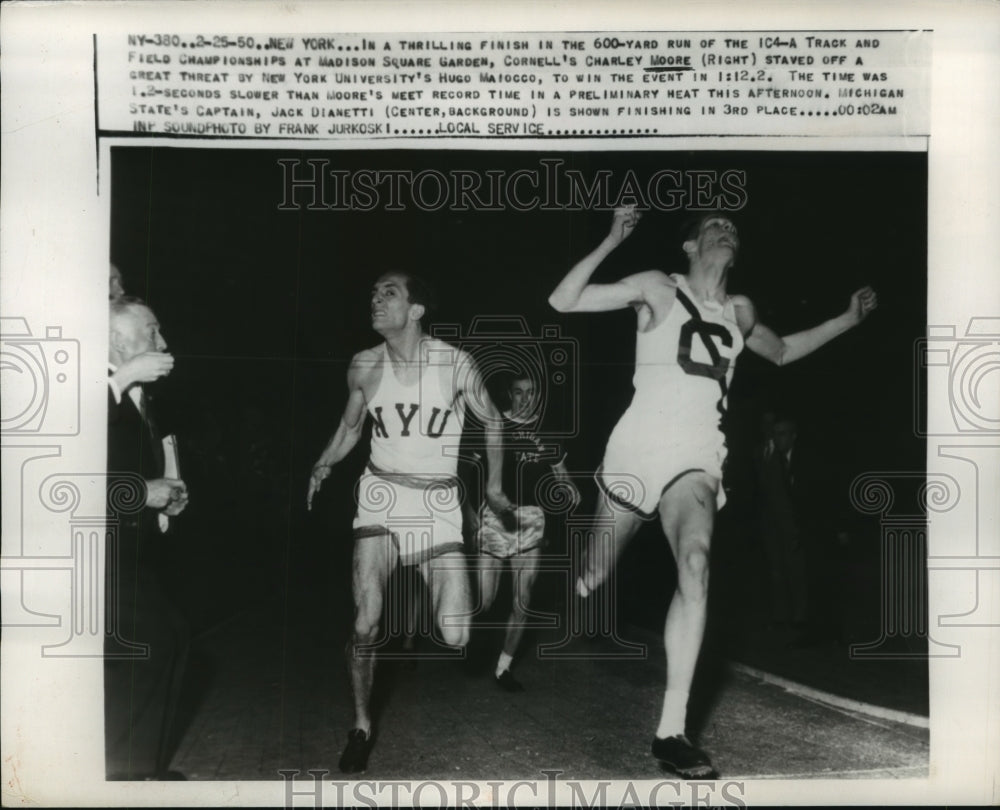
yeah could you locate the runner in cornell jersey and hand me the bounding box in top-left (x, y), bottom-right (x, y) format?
top-left (600, 274), bottom-right (745, 515)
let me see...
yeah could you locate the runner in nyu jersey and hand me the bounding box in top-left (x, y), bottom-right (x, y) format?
top-left (307, 272), bottom-right (514, 774)
top-left (366, 341), bottom-right (464, 479)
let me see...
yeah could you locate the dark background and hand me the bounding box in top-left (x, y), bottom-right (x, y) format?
top-left (110, 147), bottom-right (926, 648)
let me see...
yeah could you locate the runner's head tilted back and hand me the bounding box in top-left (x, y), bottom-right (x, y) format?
top-left (682, 212), bottom-right (740, 287)
top-left (370, 271), bottom-right (435, 338)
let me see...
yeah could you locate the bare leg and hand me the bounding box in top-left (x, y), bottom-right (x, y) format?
top-left (502, 548), bottom-right (541, 660)
top-left (646, 473), bottom-right (719, 778)
top-left (349, 532), bottom-right (396, 733)
top-left (578, 490), bottom-right (644, 596)
top-left (477, 552), bottom-right (504, 614)
top-left (657, 474), bottom-right (717, 739)
top-left (420, 551), bottom-right (473, 649)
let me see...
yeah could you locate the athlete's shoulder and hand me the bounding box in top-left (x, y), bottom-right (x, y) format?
top-left (351, 345), bottom-right (384, 366)
top-left (422, 335), bottom-right (456, 352)
top-left (728, 295), bottom-right (757, 336)
top-left (421, 337), bottom-right (468, 367)
top-left (627, 269), bottom-right (676, 290)
top-left (626, 270), bottom-right (678, 308)
top-left (348, 345), bottom-right (384, 384)
top-left (419, 339), bottom-right (475, 399)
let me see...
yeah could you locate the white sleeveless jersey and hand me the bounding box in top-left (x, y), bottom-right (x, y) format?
top-left (630, 274), bottom-right (745, 435)
top-left (367, 341), bottom-right (465, 477)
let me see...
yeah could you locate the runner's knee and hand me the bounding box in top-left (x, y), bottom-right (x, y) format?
top-left (677, 544), bottom-right (710, 597)
top-left (353, 607), bottom-right (382, 644)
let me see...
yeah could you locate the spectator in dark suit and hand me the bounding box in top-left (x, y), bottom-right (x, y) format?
top-left (106, 296), bottom-right (189, 780)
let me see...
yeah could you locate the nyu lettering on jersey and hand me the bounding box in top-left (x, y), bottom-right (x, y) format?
top-left (367, 342), bottom-right (465, 477)
top-left (631, 274), bottom-right (745, 432)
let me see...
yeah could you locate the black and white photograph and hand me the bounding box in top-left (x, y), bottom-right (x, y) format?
top-left (104, 147), bottom-right (925, 787)
top-left (2, 2), bottom-right (998, 807)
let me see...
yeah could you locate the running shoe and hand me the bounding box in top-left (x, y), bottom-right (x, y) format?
top-left (651, 734), bottom-right (716, 778)
top-left (338, 728), bottom-right (374, 773)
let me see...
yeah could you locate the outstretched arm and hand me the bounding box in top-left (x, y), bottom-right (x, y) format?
top-left (742, 286), bottom-right (878, 366)
top-left (307, 361), bottom-right (368, 510)
top-left (549, 206), bottom-right (646, 313)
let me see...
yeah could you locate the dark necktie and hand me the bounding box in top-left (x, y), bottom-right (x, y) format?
top-left (138, 387), bottom-right (165, 473)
